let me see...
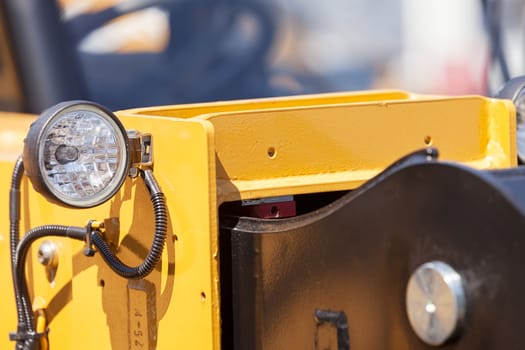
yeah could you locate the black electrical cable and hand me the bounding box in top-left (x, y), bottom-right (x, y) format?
top-left (9, 156), bottom-right (24, 326)
top-left (12, 225), bottom-right (85, 350)
top-left (90, 169), bottom-right (167, 279)
top-left (10, 165), bottom-right (167, 349)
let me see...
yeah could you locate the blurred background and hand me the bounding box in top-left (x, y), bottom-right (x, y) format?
top-left (0, 0), bottom-right (524, 113)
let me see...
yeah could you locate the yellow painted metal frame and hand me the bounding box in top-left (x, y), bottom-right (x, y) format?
top-left (0, 90), bottom-right (517, 349)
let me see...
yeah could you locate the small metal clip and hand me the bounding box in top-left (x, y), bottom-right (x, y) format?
top-left (83, 220), bottom-right (100, 257)
top-left (9, 329), bottom-right (48, 341)
top-left (127, 130), bottom-right (153, 177)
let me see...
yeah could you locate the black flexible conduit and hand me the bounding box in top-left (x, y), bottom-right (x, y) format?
top-left (9, 157), bottom-right (24, 326)
top-left (90, 169), bottom-right (167, 279)
top-left (13, 226), bottom-right (85, 350)
top-left (10, 165), bottom-right (167, 349)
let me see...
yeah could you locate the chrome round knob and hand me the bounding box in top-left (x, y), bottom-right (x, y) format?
top-left (406, 261), bottom-right (466, 346)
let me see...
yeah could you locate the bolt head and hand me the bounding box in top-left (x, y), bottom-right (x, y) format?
top-left (37, 240), bottom-right (58, 267)
top-left (406, 261), bottom-right (466, 346)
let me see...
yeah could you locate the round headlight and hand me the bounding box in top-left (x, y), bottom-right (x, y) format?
top-left (496, 76), bottom-right (525, 163)
top-left (23, 101), bottom-right (130, 208)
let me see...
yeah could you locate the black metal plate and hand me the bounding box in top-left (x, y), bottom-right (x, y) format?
top-left (220, 153), bottom-right (525, 349)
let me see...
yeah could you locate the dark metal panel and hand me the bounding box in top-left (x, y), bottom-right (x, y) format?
top-left (221, 152), bottom-right (525, 349)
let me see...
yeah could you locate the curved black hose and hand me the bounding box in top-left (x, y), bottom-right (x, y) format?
top-left (10, 167), bottom-right (166, 349)
top-left (10, 156), bottom-right (24, 326)
top-left (91, 169), bottom-right (167, 279)
top-left (13, 225), bottom-right (85, 350)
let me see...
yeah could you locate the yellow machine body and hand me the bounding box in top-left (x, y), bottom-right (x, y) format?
top-left (0, 90), bottom-right (517, 349)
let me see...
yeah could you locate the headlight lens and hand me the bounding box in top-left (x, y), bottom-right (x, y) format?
top-left (24, 101), bottom-right (130, 208)
top-left (496, 76), bottom-right (525, 163)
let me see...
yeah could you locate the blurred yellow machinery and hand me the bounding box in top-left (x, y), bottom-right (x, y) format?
top-left (0, 89), bottom-right (522, 349)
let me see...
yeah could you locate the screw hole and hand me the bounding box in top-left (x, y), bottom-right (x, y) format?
top-left (99, 279), bottom-right (105, 287)
top-left (200, 292), bottom-right (206, 302)
top-left (270, 206), bottom-right (279, 216)
top-left (173, 234), bottom-right (178, 242)
top-left (424, 136), bottom-right (433, 146)
top-left (267, 147), bottom-right (276, 159)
